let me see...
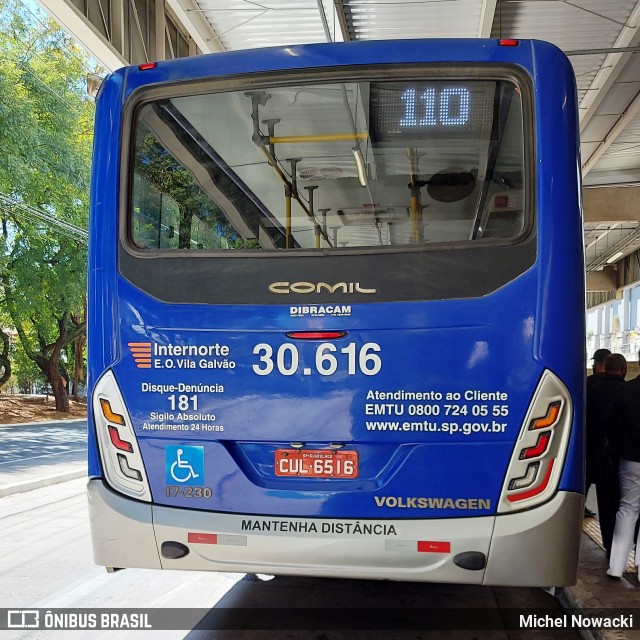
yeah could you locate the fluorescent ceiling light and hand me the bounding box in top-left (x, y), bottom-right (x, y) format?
top-left (606, 251), bottom-right (624, 264)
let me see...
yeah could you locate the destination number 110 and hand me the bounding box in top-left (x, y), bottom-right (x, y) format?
top-left (252, 342), bottom-right (382, 377)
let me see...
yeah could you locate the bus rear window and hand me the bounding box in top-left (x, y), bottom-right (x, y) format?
top-left (129, 75), bottom-right (527, 252)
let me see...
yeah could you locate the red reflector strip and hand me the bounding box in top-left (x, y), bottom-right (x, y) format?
top-left (108, 425), bottom-right (133, 452)
top-left (286, 331), bottom-right (348, 340)
top-left (188, 532), bottom-right (218, 545)
top-left (520, 432), bottom-right (551, 459)
top-left (417, 540), bottom-right (451, 553)
top-left (187, 532), bottom-right (247, 546)
top-left (498, 39), bottom-right (520, 46)
top-left (507, 459), bottom-right (555, 502)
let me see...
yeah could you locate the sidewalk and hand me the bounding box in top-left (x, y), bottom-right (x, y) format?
top-left (561, 511), bottom-right (640, 640)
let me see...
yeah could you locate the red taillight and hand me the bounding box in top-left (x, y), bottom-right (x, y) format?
top-left (519, 432), bottom-right (551, 460)
top-left (498, 39), bottom-right (520, 47)
top-left (108, 425), bottom-right (133, 452)
top-left (138, 62), bottom-right (157, 70)
top-left (94, 372), bottom-right (151, 501)
top-left (286, 331), bottom-right (348, 340)
top-left (499, 371), bottom-right (571, 513)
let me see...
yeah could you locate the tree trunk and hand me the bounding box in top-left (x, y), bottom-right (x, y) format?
top-left (178, 207), bottom-right (193, 248)
top-left (0, 329), bottom-right (11, 389)
top-left (31, 327), bottom-right (73, 413)
top-left (46, 358), bottom-right (69, 412)
top-left (73, 335), bottom-right (85, 400)
top-left (7, 302), bottom-right (85, 413)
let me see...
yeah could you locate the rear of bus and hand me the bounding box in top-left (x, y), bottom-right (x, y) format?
top-left (87, 39), bottom-right (585, 586)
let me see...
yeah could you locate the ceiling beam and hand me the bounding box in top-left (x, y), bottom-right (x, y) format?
top-left (36, 0), bottom-right (127, 71)
top-left (586, 226), bottom-right (640, 272)
top-left (332, 1), bottom-right (352, 42)
top-left (579, 0), bottom-right (640, 177)
top-left (586, 268), bottom-right (617, 292)
top-left (578, 0), bottom-right (640, 131)
top-left (165, 0), bottom-right (225, 54)
top-left (582, 87), bottom-right (640, 176)
top-left (584, 186), bottom-right (640, 223)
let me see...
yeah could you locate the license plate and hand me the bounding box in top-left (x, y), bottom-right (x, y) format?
top-left (275, 449), bottom-right (358, 478)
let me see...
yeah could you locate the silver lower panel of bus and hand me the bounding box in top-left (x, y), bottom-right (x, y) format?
top-left (87, 479), bottom-right (582, 587)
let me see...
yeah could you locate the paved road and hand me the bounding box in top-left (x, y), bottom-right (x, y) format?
top-left (0, 478), bottom-right (243, 640)
top-left (185, 576), bottom-right (579, 640)
top-left (0, 420), bottom-right (87, 496)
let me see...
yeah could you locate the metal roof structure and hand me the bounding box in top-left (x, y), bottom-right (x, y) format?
top-left (36, 0), bottom-right (640, 291)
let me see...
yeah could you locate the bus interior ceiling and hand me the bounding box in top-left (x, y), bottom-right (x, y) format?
top-left (133, 78), bottom-right (525, 251)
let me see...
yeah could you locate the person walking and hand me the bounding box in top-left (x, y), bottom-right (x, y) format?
top-left (587, 353), bottom-right (627, 557)
top-left (584, 348), bottom-right (612, 517)
top-left (587, 348), bottom-right (611, 390)
top-left (606, 351), bottom-right (640, 579)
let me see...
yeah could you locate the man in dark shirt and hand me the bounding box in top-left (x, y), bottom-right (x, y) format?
top-left (584, 348), bottom-right (613, 517)
top-left (587, 348), bottom-right (611, 391)
top-left (606, 352), bottom-right (640, 579)
top-left (587, 353), bottom-right (627, 558)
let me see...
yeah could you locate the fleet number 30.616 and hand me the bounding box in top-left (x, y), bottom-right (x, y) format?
top-left (252, 342), bottom-right (382, 376)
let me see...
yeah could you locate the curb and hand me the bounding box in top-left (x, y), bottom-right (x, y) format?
top-left (0, 418), bottom-right (86, 429)
top-left (0, 468), bottom-right (86, 497)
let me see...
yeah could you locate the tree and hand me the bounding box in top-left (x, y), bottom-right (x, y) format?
top-left (0, 327), bottom-right (10, 389)
top-left (0, 0), bottom-right (96, 410)
top-left (134, 121), bottom-right (261, 250)
top-left (2, 224), bottom-right (87, 410)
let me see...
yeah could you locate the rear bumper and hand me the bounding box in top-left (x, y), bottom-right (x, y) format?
top-left (88, 478), bottom-right (582, 586)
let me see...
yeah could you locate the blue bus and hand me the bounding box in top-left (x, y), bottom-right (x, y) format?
top-left (87, 39), bottom-right (585, 586)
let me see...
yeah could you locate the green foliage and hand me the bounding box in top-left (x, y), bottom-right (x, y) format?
top-left (0, 0), bottom-right (97, 409)
top-left (0, 0), bottom-right (94, 215)
top-left (133, 118), bottom-right (261, 250)
top-left (9, 339), bottom-right (43, 394)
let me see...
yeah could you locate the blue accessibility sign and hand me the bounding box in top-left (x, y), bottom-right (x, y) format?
top-left (165, 445), bottom-right (204, 486)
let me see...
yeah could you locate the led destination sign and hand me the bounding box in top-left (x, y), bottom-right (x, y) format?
top-left (400, 87), bottom-right (470, 126)
top-left (369, 80), bottom-right (495, 142)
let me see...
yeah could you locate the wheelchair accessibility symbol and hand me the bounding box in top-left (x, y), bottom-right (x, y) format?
top-left (165, 445), bottom-right (204, 486)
